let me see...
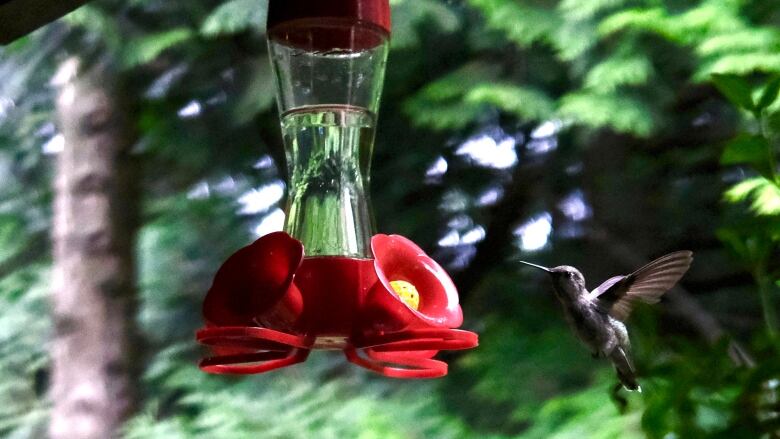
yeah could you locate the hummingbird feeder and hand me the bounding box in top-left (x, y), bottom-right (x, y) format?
top-left (196, 0), bottom-right (478, 378)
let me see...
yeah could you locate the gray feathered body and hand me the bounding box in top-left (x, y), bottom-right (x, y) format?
top-left (549, 267), bottom-right (639, 390)
top-left (531, 251), bottom-right (694, 392)
top-left (557, 294), bottom-right (630, 357)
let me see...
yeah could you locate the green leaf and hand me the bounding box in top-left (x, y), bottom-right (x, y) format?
top-left (725, 177), bottom-right (780, 215)
top-left (725, 177), bottom-right (766, 202)
top-left (711, 73), bottom-right (755, 112)
top-left (752, 181), bottom-right (780, 215)
top-left (720, 134), bottom-right (771, 176)
top-left (757, 76), bottom-right (780, 111)
top-left (121, 28), bottom-right (193, 69)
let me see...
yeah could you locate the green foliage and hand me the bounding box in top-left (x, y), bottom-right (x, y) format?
top-left (390, 0), bottom-right (460, 49)
top-left (597, 8), bottom-right (670, 39)
top-left (583, 54), bottom-right (652, 93)
top-left (712, 73), bottom-right (757, 113)
top-left (557, 0), bottom-right (626, 22)
top-left (461, 316), bottom-right (592, 424)
top-left (465, 83), bottom-right (555, 122)
top-left (725, 177), bottom-right (780, 216)
top-left (123, 348), bottom-right (480, 439)
top-left (596, 1), bottom-right (780, 81)
top-left (757, 76), bottom-right (780, 111)
top-left (417, 0), bottom-right (671, 137)
top-left (0, 267), bottom-right (50, 438)
top-left (231, 57), bottom-right (276, 123)
top-left (639, 339), bottom-right (774, 439)
top-left (697, 29), bottom-right (780, 57)
top-left (716, 73), bottom-right (780, 222)
top-left (63, 5), bottom-right (122, 53)
top-left (404, 63), bottom-right (501, 130)
top-left (521, 380), bottom-right (643, 439)
top-left (715, 68), bottom-right (780, 425)
top-left (558, 92), bottom-right (654, 137)
top-left (720, 134), bottom-right (771, 176)
top-left (122, 28), bottom-right (193, 69)
top-left (717, 226), bottom-right (778, 270)
top-left (468, 0), bottom-right (560, 49)
top-left (702, 53), bottom-right (780, 80)
top-left (200, 0), bottom-right (267, 38)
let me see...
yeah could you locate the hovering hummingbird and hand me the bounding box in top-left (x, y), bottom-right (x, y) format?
top-left (520, 251), bottom-right (693, 392)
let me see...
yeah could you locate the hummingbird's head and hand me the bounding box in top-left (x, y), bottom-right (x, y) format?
top-left (519, 261), bottom-right (586, 299)
top-left (548, 265), bottom-right (586, 296)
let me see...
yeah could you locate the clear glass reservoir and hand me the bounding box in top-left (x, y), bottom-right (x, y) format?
top-left (269, 19), bottom-right (389, 258)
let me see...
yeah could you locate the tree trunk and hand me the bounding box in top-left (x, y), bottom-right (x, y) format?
top-left (50, 59), bottom-right (140, 439)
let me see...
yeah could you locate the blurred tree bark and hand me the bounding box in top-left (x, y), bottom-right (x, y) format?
top-left (49, 59), bottom-right (141, 439)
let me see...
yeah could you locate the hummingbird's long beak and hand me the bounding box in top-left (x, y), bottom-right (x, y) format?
top-left (519, 261), bottom-right (551, 273)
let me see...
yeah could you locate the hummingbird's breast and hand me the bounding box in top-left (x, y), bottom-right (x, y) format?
top-left (560, 297), bottom-right (607, 350)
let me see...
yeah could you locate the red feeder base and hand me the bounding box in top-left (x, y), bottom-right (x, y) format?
top-left (197, 232), bottom-right (478, 379)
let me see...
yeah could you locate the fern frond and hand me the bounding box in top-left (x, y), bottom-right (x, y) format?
top-left (598, 8), bottom-right (670, 38)
top-left (404, 63), bottom-right (501, 130)
top-left (465, 83), bottom-right (555, 121)
top-left (411, 62), bottom-right (501, 102)
top-left (696, 29), bottom-right (780, 57)
top-left (584, 54), bottom-right (652, 92)
top-left (551, 20), bottom-right (598, 61)
top-left (468, 0), bottom-right (561, 48)
top-left (668, 1), bottom-right (744, 38)
top-left (696, 53), bottom-right (780, 80)
top-left (558, 91), bottom-right (655, 136)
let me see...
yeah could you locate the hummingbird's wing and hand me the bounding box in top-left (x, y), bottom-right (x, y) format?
top-left (589, 251), bottom-right (693, 321)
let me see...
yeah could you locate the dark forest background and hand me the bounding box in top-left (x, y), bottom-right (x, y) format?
top-left (1, 0), bottom-right (780, 437)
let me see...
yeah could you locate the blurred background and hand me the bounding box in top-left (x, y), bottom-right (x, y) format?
top-left (1, 0), bottom-right (780, 437)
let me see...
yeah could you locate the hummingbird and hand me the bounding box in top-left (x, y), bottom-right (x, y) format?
top-left (520, 251), bottom-right (693, 392)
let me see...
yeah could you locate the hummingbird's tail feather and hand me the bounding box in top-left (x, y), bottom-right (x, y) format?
top-left (610, 347), bottom-right (640, 392)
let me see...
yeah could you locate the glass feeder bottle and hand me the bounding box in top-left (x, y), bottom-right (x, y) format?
top-left (268, 6), bottom-right (390, 258)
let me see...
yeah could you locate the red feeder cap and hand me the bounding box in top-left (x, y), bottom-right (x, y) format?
top-left (267, 0), bottom-right (391, 51)
top-left (267, 0), bottom-right (391, 34)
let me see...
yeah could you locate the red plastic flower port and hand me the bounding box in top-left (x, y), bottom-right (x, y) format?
top-left (197, 232), bottom-right (478, 378)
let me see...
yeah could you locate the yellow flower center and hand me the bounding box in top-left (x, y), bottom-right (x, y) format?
top-left (389, 280), bottom-right (420, 310)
